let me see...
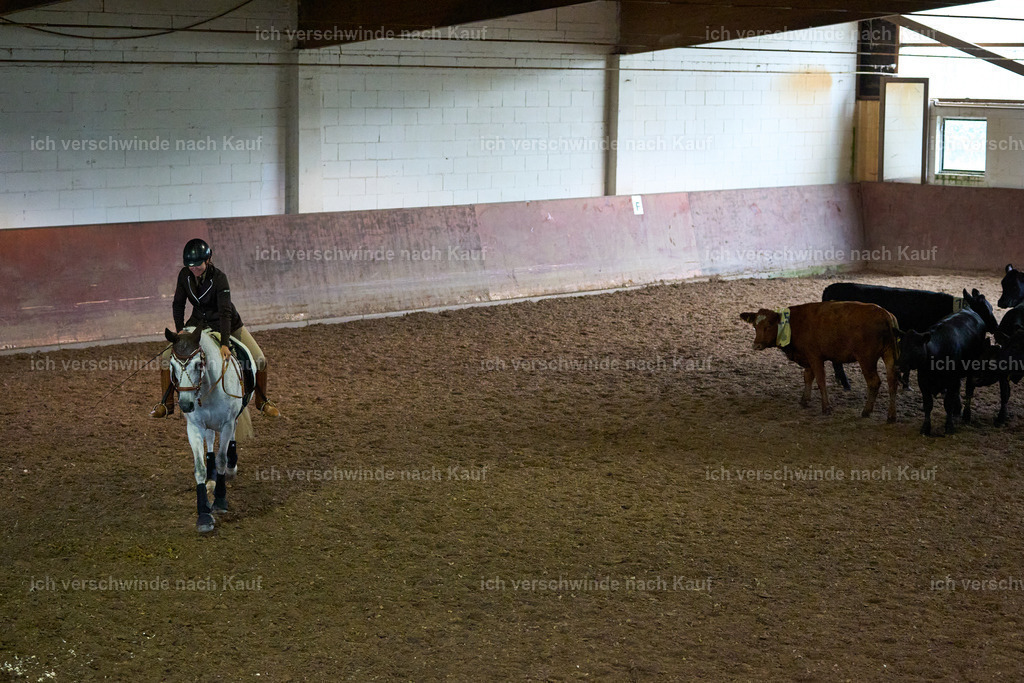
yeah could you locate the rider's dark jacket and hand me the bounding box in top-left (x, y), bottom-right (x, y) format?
top-left (172, 263), bottom-right (243, 343)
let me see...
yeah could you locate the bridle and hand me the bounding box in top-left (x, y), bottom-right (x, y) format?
top-left (170, 344), bottom-right (206, 396)
top-left (170, 336), bottom-right (244, 407)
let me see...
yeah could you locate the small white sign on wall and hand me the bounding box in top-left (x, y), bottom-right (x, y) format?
top-left (631, 195), bottom-right (644, 215)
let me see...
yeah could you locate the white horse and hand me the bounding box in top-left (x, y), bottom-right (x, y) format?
top-left (165, 326), bottom-right (254, 533)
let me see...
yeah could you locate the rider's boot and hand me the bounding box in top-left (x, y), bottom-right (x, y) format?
top-left (255, 368), bottom-right (281, 418)
top-left (150, 368), bottom-right (175, 418)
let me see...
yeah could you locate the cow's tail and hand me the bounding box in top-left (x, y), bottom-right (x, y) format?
top-left (887, 314), bottom-right (901, 364)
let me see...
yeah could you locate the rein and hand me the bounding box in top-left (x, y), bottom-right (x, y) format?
top-left (98, 343), bottom-right (173, 402)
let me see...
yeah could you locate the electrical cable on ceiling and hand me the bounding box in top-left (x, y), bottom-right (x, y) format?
top-left (0, 0), bottom-right (258, 39)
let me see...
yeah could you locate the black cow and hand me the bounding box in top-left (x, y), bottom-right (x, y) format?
top-left (963, 338), bottom-right (1014, 427)
top-left (996, 303), bottom-right (1024, 344)
top-left (965, 287), bottom-right (999, 335)
top-left (998, 264), bottom-right (1024, 309)
top-left (822, 282), bottom-right (965, 390)
top-left (964, 291), bottom-right (1024, 426)
top-left (896, 289), bottom-right (990, 436)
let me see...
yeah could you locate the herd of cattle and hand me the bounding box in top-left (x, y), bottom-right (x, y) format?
top-left (741, 264), bottom-right (1024, 435)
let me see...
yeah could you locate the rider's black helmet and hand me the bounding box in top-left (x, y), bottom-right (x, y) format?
top-left (183, 239), bottom-right (212, 267)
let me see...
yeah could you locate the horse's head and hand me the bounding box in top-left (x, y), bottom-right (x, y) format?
top-left (165, 327), bottom-right (206, 413)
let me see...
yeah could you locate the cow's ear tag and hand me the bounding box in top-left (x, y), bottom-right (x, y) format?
top-left (775, 308), bottom-right (792, 347)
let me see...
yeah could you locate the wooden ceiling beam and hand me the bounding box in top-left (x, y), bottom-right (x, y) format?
top-left (619, 0), bottom-right (993, 54)
top-left (890, 14), bottom-right (1024, 79)
top-left (296, 0), bottom-right (592, 49)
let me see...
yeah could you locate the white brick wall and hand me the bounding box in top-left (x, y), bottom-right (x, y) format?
top-left (0, 0), bottom-right (291, 228)
top-left (1, 0), bottom-right (862, 227)
top-left (305, 3), bottom-right (617, 212)
top-left (614, 25), bottom-right (859, 194)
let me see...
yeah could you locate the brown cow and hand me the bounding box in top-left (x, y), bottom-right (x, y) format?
top-left (739, 302), bottom-right (899, 422)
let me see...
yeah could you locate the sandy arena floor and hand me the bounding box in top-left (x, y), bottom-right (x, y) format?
top-left (3, 269), bottom-right (1024, 681)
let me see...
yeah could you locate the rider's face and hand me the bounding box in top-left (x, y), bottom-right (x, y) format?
top-left (189, 260), bottom-right (208, 278)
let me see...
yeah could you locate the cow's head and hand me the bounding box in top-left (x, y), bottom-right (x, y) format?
top-left (896, 329), bottom-right (930, 372)
top-left (964, 288), bottom-right (998, 334)
top-left (998, 264), bottom-right (1024, 308)
top-left (740, 309), bottom-right (780, 350)
top-left (997, 306), bottom-right (1024, 346)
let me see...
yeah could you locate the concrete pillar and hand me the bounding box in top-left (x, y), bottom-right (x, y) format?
top-left (603, 54), bottom-right (620, 197)
top-left (286, 62), bottom-right (323, 214)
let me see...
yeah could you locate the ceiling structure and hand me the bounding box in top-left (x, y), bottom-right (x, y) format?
top-left (295, 0), bottom-right (991, 52)
top-left (0, 0), bottom-right (63, 14)
top-left (1, 0), bottom-right (993, 54)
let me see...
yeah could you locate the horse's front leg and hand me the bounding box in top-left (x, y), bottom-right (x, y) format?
top-left (212, 419), bottom-right (238, 514)
top-left (187, 421), bottom-right (215, 533)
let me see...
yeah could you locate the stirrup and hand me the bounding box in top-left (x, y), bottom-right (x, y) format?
top-left (150, 403), bottom-right (169, 418)
top-left (257, 399), bottom-right (281, 417)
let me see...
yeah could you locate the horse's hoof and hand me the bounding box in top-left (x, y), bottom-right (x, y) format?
top-left (197, 513), bottom-right (215, 533)
top-left (226, 466), bottom-right (238, 481)
top-left (205, 480), bottom-right (216, 495)
top-left (213, 498), bottom-right (228, 513)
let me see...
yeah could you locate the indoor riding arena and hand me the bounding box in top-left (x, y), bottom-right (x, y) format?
top-left (5, 1), bottom-right (1024, 680)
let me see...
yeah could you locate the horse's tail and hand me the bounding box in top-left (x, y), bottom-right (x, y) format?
top-left (235, 405), bottom-right (254, 440)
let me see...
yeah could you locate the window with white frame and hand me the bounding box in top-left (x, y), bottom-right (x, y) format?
top-left (939, 117), bottom-right (987, 174)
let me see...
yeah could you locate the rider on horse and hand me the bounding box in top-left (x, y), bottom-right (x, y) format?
top-left (151, 238), bottom-right (281, 419)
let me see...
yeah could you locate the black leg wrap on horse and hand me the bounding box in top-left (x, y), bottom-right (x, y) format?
top-left (196, 483), bottom-right (211, 514)
top-left (214, 473), bottom-right (227, 506)
top-left (227, 440), bottom-right (238, 469)
top-left (206, 452), bottom-right (216, 481)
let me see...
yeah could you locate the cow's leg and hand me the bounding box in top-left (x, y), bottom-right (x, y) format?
top-left (812, 360), bottom-right (832, 415)
top-left (857, 356), bottom-right (882, 418)
top-left (943, 379), bottom-right (963, 435)
top-left (832, 361), bottom-right (852, 391)
top-left (995, 376), bottom-right (1011, 427)
top-left (963, 376), bottom-right (976, 424)
top-left (920, 389), bottom-right (934, 436)
top-left (801, 368), bottom-right (814, 408)
top-left (882, 348), bottom-right (898, 423)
